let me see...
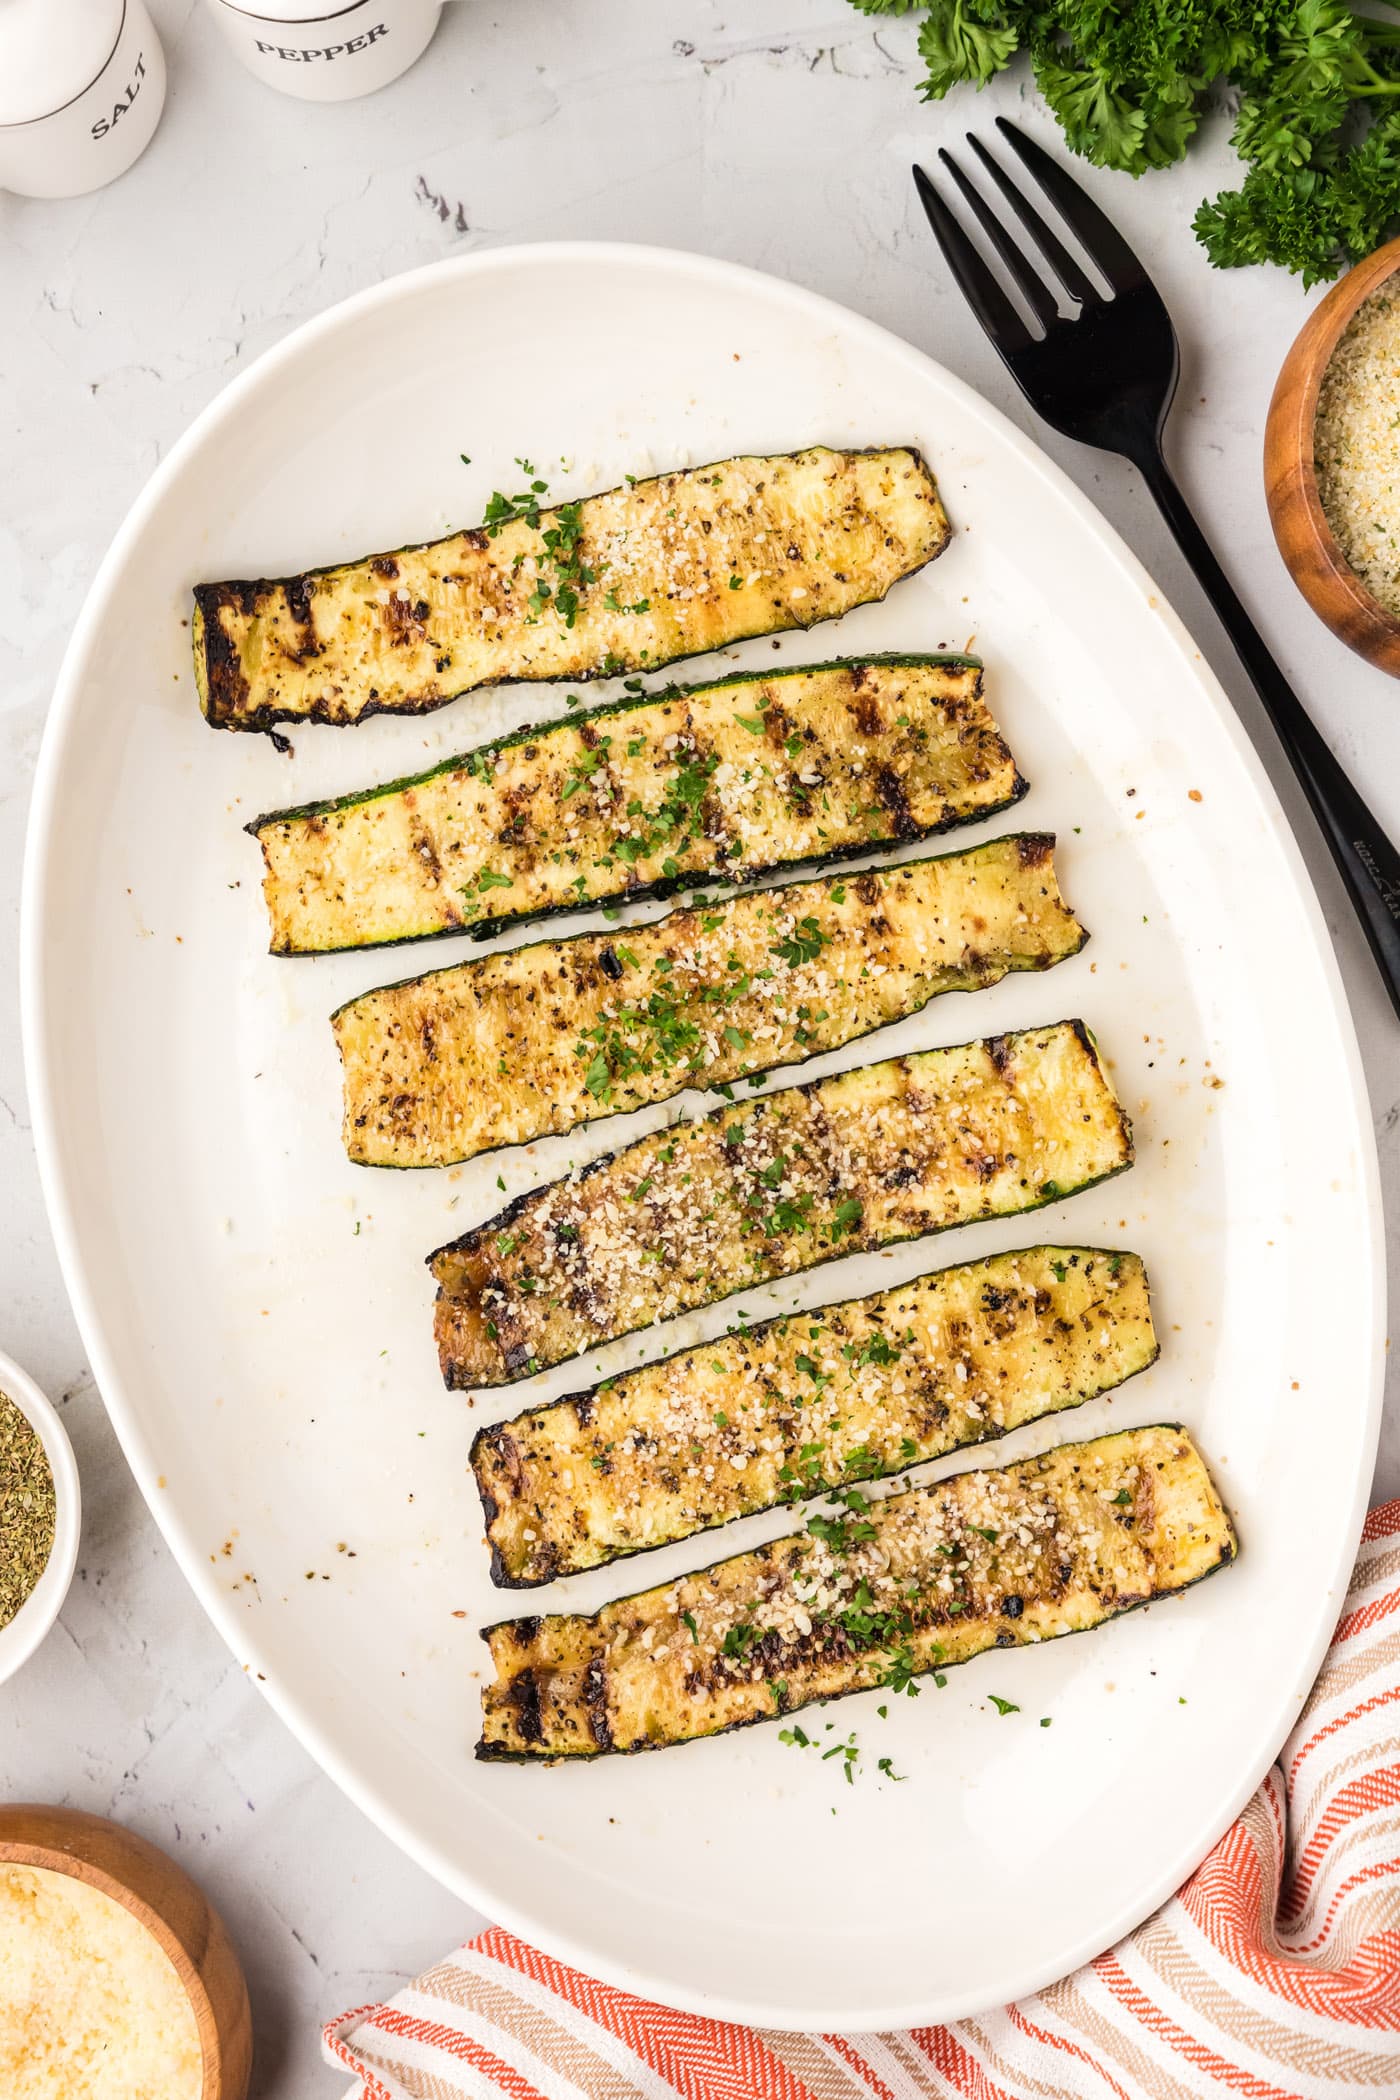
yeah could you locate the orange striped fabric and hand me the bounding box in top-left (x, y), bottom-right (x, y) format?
top-left (325, 1505), bottom-right (1400, 2100)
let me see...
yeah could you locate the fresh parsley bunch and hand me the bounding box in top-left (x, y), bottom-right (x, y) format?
top-left (850, 0), bottom-right (1400, 282)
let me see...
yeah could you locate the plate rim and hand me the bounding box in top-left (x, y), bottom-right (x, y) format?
top-left (20, 238), bottom-right (1386, 2032)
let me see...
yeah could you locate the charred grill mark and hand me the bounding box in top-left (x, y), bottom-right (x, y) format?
top-left (852, 689), bottom-right (883, 737)
top-left (527, 1538), bottom-right (562, 1583)
top-left (410, 825), bottom-right (444, 885)
top-left (874, 764), bottom-right (917, 837)
top-left (383, 592), bottom-right (428, 646)
top-left (283, 575), bottom-right (320, 663)
top-left (583, 1657), bottom-right (613, 1750)
top-left (487, 1429), bottom-right (527, 1498)
top-left (1017, 832), bottom-right (1054, 867)
top-left (986, 1034), bottom-right (1013, 1077)
top-left (762, 702), bottom-right (791, 752)
top-left (508, 1667), bottom-right (544, 1743)
top-left (193, 587), bottom-right (253, 725)
top-left (370, 556), bottom-right (400, 580)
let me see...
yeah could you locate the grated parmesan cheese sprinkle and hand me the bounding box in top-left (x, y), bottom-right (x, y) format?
top-left (1314, 277), bottom-right (1400, 617)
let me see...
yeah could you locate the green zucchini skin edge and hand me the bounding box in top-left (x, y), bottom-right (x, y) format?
top-left (247, 653), bottom-right (985, 832)
top-left (197, 446), bottom-right (953, 736)
top-left (341, 838), bottom-right (1086, 1164)
top-left (471, 1242), bottom-right (1160, 1590)
top-left (250, 653), bottom-right (1017, 959)
top-left (429, 1017), bottom-right (1133, 1389)
top-left (328, 826), bottom-right (1078, 1024)
top-left (474, 1424), bottom-right (1236, 1763)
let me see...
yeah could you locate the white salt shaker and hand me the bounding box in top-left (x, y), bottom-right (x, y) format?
top-left (0, 0), bottom-right (166, 198)
top-left (207, 0), bottom-right (457, 100)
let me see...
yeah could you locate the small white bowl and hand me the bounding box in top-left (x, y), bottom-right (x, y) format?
top-left (0, 1348), bottom-right (80, 1686)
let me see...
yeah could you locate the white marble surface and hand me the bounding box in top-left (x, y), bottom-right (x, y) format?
top-left (2, 4), bottom-right (1398, 2092)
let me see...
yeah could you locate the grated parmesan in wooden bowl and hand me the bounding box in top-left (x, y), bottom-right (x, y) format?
top-left (1266, 235), bottom-right (1400, 675)
top-left (1314, 279), bottom-right (1400, 619)
top-left (0, 1864), bottom-right (203, 2100)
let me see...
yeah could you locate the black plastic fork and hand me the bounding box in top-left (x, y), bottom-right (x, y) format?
top-left (914, 117), bottom-right (1400, 1022)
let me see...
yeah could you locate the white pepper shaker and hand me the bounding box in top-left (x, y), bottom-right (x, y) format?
top-left (206, 0), bottom-right (458, 101)
top-left (0, 0), bottom-right (166, 198)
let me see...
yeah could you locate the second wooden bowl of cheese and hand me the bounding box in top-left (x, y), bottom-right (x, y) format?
top-left (0, 1804), bottom-right (251, 2099)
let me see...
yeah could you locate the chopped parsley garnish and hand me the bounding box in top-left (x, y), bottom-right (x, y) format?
top-left (482, 464), bottom-right (548, 535)
top-left (845, 1330), bottom-right (901, 1370)
top-left (806, 1497), bottom-right (877, 1554)
top-left (765, 1194), bottom-right (813, 1236)
top-left (770, 916), bottom-right (829, 969)
top-left (560, 737), bottom-right (611, 799)
top-left (988, 1695), bottom-right (1020, 1716)
top-left (885, 1646), bottom-right (922, 1697)
top-left (843, 1442), bottom-right (883, 1481)
top-left (778, 1442), bottom-right (826, 1499)
top-left (681, 1610), bottom-right (699, 1643)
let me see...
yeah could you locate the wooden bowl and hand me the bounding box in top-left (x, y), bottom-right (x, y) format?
top-left (0, 1805), bottom-right (252, 2099)
top-left (1265, 235), bottom-right (1400, 675)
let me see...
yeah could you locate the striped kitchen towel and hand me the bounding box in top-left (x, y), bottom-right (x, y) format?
top-left (325, 1503), bottom-right (1400, 2100)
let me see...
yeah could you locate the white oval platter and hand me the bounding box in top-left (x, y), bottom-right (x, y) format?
top-left (22, 244), bottom-right (1383, 2030)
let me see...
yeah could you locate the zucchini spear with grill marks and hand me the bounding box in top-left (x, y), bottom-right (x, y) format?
top-left (429, 1018), bottom-right (1133, 1388)
top-left (248, 654), bottom-right (1021, 955)
top-left (477, 1424), bottom-right (1235, 1760)
top-left (194, 447), bottom-right (952, 734)
top-left (335, 832), bottom-right (1085, 1168)
top-left (475, 1245), bottom-right (1157, 1587)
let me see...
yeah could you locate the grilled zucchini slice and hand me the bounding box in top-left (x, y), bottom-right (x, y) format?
top-left (478, 1424), bottom-right (1236, 1759)
top-left (429, 1019), bottom-right (1133, 1388)
top-left (194, 447), bottom-right (951, 733)
top-left (336, 833), bottom-right (1085, 1168)
top-left (475, 1245), bottom-right (1157, 1587)
top-left (249, 654), bottom-right (1022, 955)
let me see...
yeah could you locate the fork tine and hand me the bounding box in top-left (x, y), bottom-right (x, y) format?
top-left (936, 148), bottom-right (1059, 333)
top-left (995, 118), bottom-right (1146, 295)
top-left (966, 135), bottom-right (1099, 307)
top-left (911, 162), bottom-right (1033, 356)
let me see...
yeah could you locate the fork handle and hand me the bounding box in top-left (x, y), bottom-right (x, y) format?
top-left (1136, 447), bottom-right (1400, 1023)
